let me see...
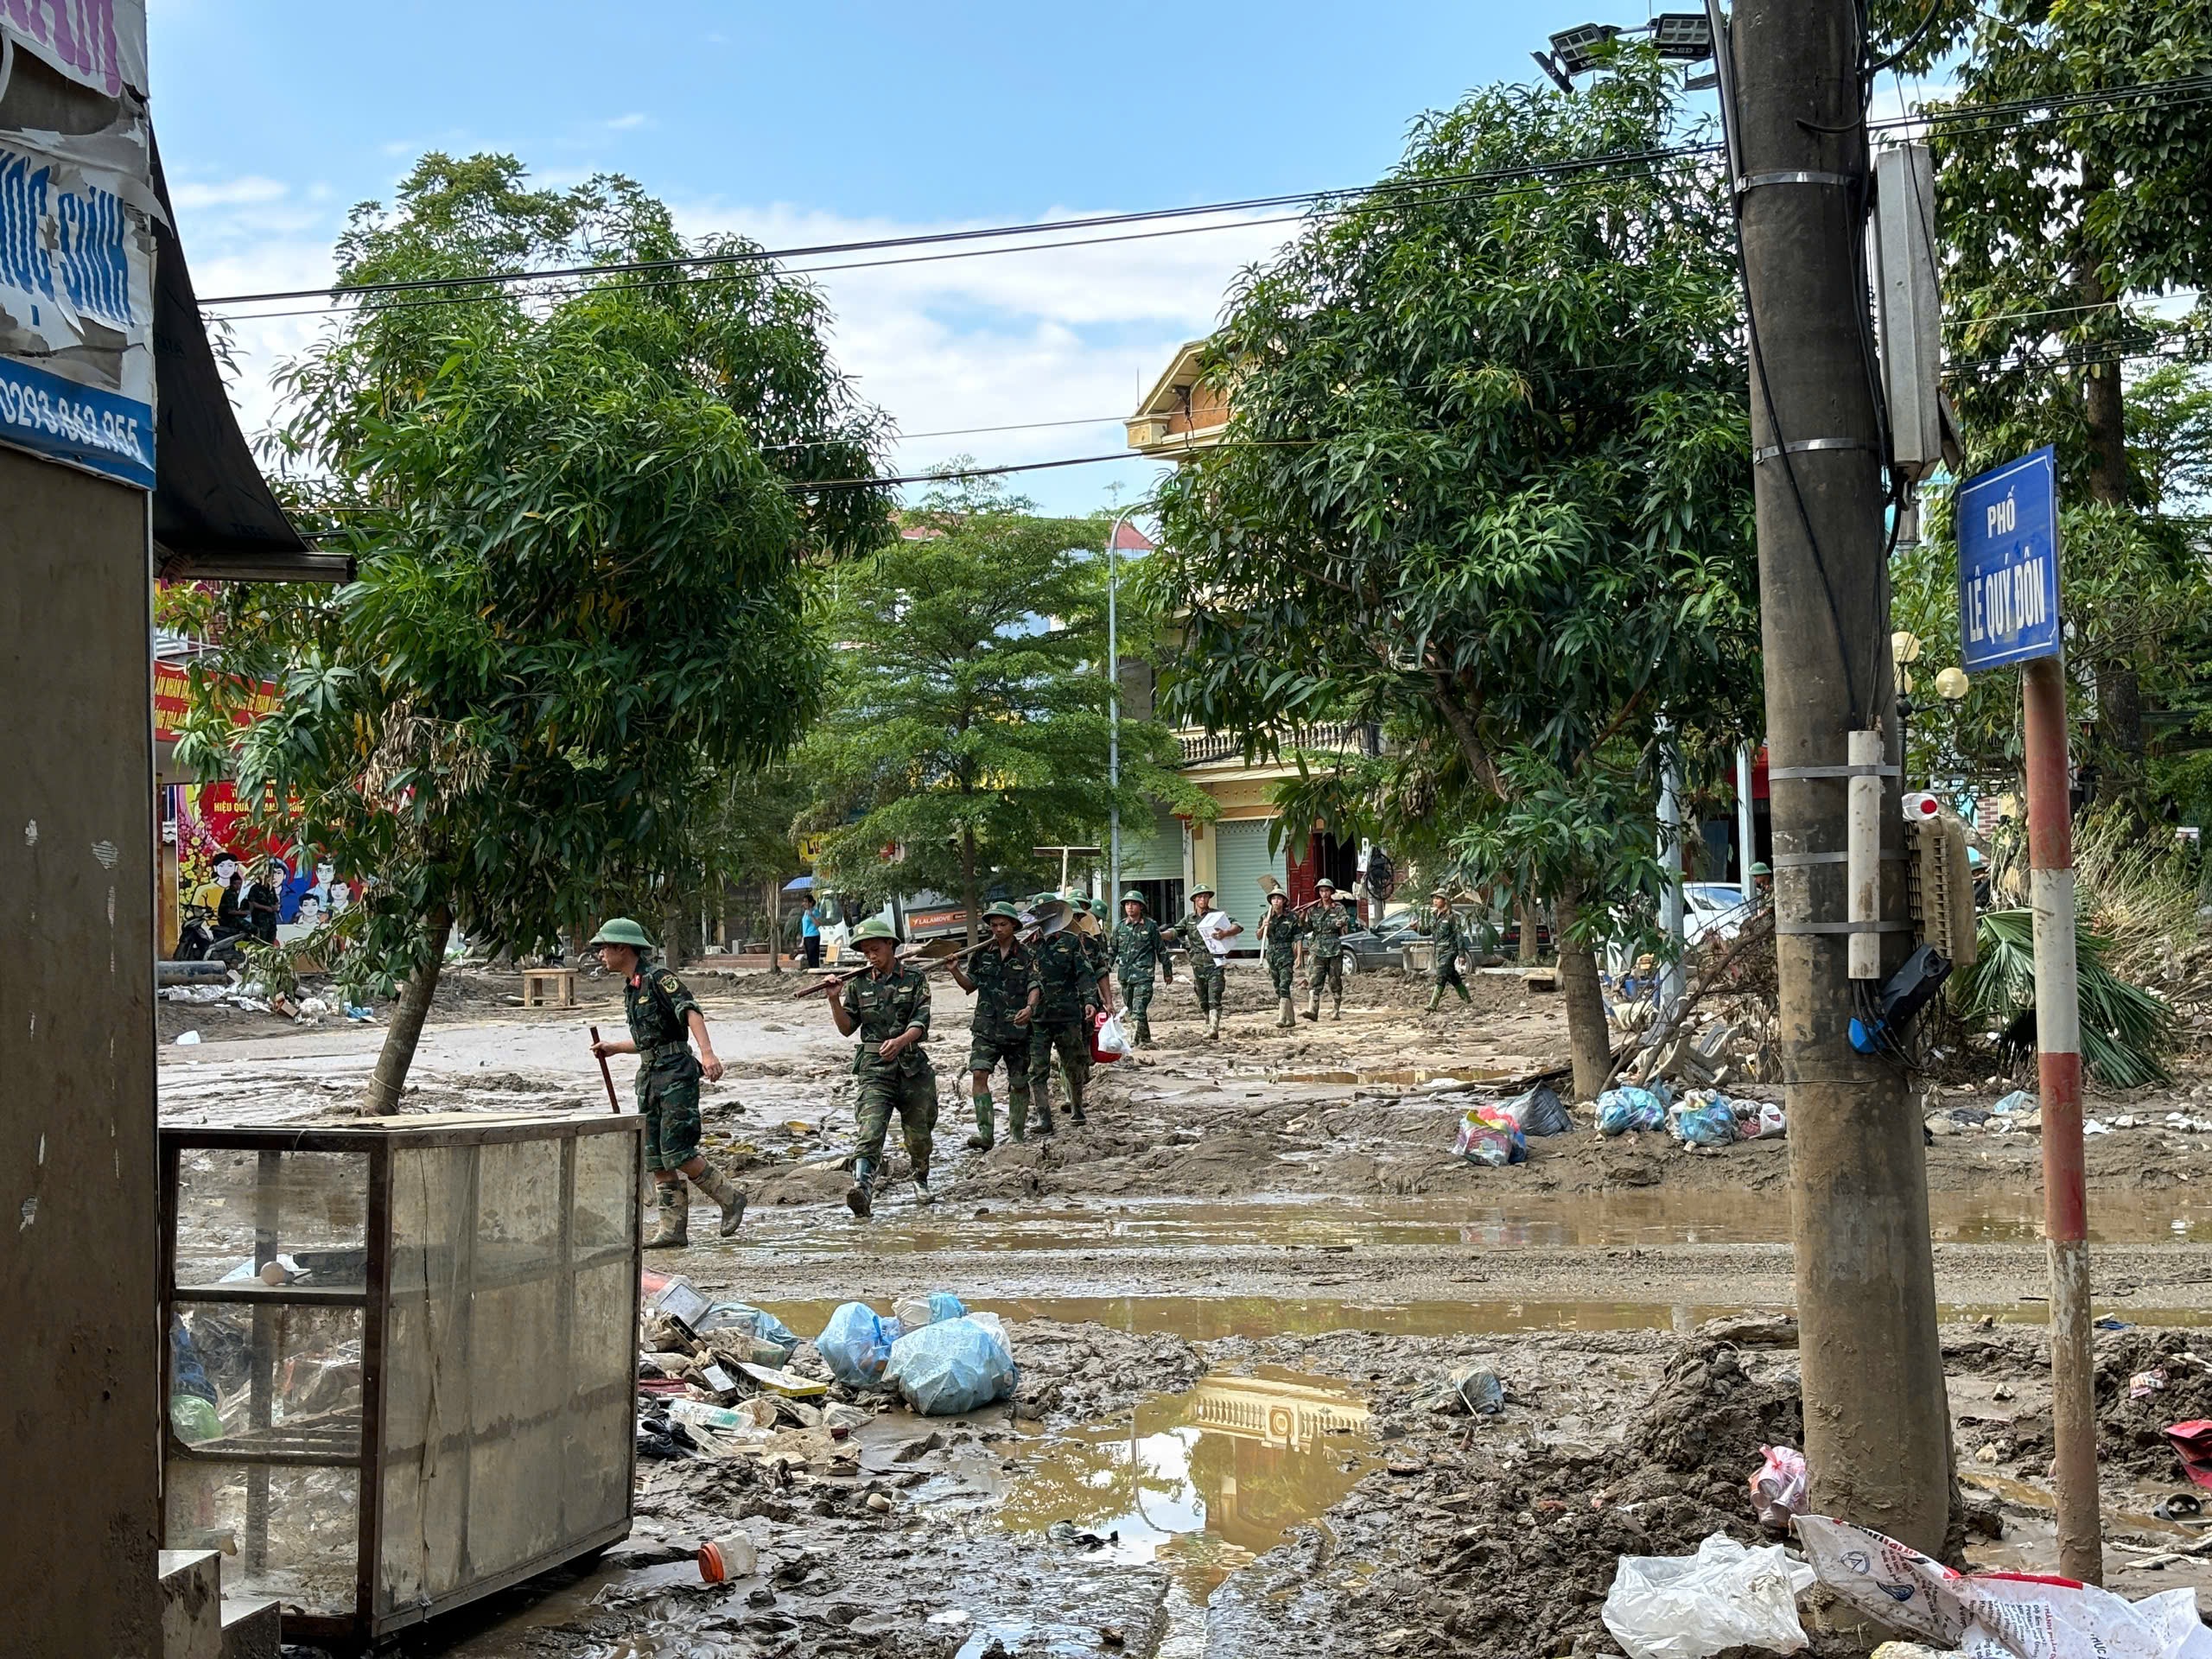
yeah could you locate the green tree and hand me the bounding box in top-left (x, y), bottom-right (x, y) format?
top-left (1146, 56), bottom-right (1758, 1096)
top-left (177, 155), bottom-right (892, 1109)
top-left (798, 475), bottom-right (1205, 940)
top-left (1877, 2), bottom-right (2212, 804)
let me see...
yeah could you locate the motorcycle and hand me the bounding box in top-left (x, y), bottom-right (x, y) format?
top-left (175, 902), bottom-right (251, 968)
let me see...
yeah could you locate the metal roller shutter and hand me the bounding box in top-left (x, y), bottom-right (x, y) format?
top-left (1211, 817), bottom-right (1287, 938)
top-left (1121, 803), bottom-right (1184, 882)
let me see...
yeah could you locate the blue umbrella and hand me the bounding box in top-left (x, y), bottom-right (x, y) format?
top-left (783, 874), bottom-right (816, 892)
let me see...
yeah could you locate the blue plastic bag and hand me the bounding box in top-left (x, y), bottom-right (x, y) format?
top-left (1669, 1094), bottom-right (1739, 1147)
top-left (817, 1301), bottom-right (903, 1387)
top-left (1597, 1085), bottom-right (1667, 1136)
top-left (927, 1291), bottom-right (968, 1323)
top-left (882, 1315), bottom-right (1018, 1415)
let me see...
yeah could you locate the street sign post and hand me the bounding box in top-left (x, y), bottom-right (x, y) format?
top-left (1955, 445), bottom-right (2060, 671)
top-left (1956, 443), bottom-right (2097, 1579)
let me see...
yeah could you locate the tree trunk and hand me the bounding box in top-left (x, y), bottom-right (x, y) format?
top-left (363, 906), bottom-right (453, 1115)
top-left (764, 877), bottom-right (783, 974)
top-left (960, 827), bottom-right (981, 947)
top-left (1517, 898), bottom-right (1541, 964)
top-left (1553, 889), bottom-right (1610, 1103)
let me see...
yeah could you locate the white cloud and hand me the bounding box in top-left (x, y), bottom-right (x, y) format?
top-left (604, 112), bottom-right (650, 131)
top-left (183, 192), bottom-right (1305, 513)
top-left (168, 175), bottom-right (289, 210)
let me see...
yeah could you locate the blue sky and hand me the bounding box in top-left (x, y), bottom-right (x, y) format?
top-left (152, 1), bottom-right (1681, 513)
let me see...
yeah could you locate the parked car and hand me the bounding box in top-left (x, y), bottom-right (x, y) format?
top-left (1682, 881), bottom-right (1757, 946)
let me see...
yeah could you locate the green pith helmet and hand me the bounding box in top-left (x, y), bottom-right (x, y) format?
top-left (588, 917), bottom-right (654, 950)
top-left (1090, 899), bottom-right (1107, 918)
top-left (983, 901), bottom-right (1022, 923)
top-left (851, 917), bottom-right (899, 944)
top-left (1750, 861), bottom-right (1772, 877)
top-left (1119, 889), bottom-right (1147, 909)
top-left (1190, 883), bottom-right (1215, 899)
top-left (1315, 877), bottom-right (1337, 893)
top-left (1029, 892), bottom-right (1060, 910)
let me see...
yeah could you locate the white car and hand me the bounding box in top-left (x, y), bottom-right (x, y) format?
top-left (1682, 881), bottom-right (1757, 946)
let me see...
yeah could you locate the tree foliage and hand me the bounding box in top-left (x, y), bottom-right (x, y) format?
top-left (1876, 3), bottom-right (2212, 806)
top-left (798, 475), bottom-right (1205, 937)
top-left (177, 154), bottom-right (893, 1103)
top-left (1145, 54), bottom-right (1758, 1092)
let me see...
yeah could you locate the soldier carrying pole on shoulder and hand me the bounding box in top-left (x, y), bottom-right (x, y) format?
top-left (823, 917), bottom-right (939, 1217)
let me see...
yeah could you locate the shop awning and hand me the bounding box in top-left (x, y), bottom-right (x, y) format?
top-left (149, 133), bottom-right (348, 585)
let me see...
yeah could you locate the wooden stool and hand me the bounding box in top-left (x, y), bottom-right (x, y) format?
top-left (522, 966), bottom-right (576, 1008)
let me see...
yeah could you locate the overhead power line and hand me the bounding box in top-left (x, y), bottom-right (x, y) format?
top-left (196, 140), bottom-right (1714, 310)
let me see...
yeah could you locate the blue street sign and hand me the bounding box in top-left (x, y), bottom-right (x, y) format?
top-left (1955, 446), bottom-right (2061, 671)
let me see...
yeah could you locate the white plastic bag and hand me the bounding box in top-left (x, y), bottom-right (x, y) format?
top-left (1601, 1533), bottom-right (1813, 1659)
top-left (1796, 1514), bottom-right (2212, 1659)
top-left (1095, 1011), bottom-right (1134, 1059)
top-left (1748, 1444), bottom-right (1808, 1531)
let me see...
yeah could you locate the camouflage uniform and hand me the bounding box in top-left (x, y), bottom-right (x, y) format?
top-left (593, 915), bottom-right (745, 1251)
top-left (1029, 928), bottom-right (1099, 1126)
top-left (625, 964), bottom-right (706, 1173)
top-left (842, 962), bottom-right (938, 1205)
top-left (1302, 893), bottom-right (1354, 1020)
top-left (1258, 900), bottom-right (1300, 1027)
top-left (964, 929), bottom-right (1039, 1145)
top-left (1419, 907), bottom-right (1473, 1010)
top-left (1166, 905), bottom-right (1228, 1036)
top-left (1109, 904), bottom-right (1173, 1046)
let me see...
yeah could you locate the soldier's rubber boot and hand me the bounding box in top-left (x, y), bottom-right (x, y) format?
top-left (965, 1093), bottom-right (995, 1151)
top-left (1207, 1007), bottom-right (1223, 1040)
top-left (1332, 995), bottom-right (1344, 1021)
top-left (1426, 984), bottom-right (1444, 1013)
top-left (1033, 1095), bottom-right (1056, 1136)
top-left (1276, 996), bottom-right (1295, 1029)
top-left (1007, 1088), bottom-right (1030, 1143)
top-left (912, 1147), bottom-right (935, 1205)
top-left (846, 1156), bottom-right (876, 1218)
top-left (692, 1162), bottom-right (748, 1236)
top-left (1135, 1017), bottom-right (1152, 1048)
top-left (1068, 1078), bottom-right (1087, 1126)
top-left (643, 1182), bottom-right (689, 1249)
top-left (1301, 991), bottom-right (1320, 1023)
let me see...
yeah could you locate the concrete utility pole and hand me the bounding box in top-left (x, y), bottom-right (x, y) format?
top-left (1726, 0), bottom-right (1952, 1550)
top-left (1105, 511), bottom-right (1137, 901)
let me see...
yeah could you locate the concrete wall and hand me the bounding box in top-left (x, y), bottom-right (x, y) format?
top-left (0, 446), bottom-right (162, 1656)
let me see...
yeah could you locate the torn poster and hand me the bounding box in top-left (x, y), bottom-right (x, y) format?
top-left (0, 126), bottom-right (158, 486)
top-left (0, 1), bottom-right (149, 99)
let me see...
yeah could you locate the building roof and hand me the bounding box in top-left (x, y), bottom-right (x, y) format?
top-left (1125, 339), bottom-right (1230, 459)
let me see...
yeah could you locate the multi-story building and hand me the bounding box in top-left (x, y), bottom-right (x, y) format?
top-left (1120, 341), bottom-right (1383, 941)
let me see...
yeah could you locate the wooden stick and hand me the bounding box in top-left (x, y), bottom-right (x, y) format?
top-left (589, 1025), bottom-right (621, 1114)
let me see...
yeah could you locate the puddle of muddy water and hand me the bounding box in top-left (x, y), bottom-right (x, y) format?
top-left (753, 1293), bottom-right (2212, 1351)
top-left (728, 1192), bottom-right (2212, 1255)
top-left (1268, 1066), bottom-right (1513, 1087)
top-left (999, 1366), bottom-right (1376, 1629)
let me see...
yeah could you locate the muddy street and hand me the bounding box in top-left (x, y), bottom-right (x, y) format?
top-left (162, 960), bottom-right (2212, 1656)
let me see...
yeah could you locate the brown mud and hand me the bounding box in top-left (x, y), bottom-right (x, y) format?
top-left (156, 959), bottom-right (2212, 1656)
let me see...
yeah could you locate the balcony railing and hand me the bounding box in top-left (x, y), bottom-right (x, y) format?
top-left (1177, 723), bottom-right (1377, 766)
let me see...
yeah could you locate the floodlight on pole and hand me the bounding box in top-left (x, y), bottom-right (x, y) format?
top-left (1535, 14), bottom-right (1713, 88)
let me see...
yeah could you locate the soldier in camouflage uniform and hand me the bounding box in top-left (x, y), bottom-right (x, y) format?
top-left (587, 918), bottom-right (746, 1249)
top-left (826, 917), bottom-right (938, 1217)
top-left (1166, 883), bottom-right (1238, 1040)
top-left (1258, 888), bottom-right (1300, 1029)
top-left (949, 901), bottom-right (1039, 1149)
top-left (1300, 877), bottom-right (1354, 1022)
top-left (1109, 890), bottom-right (1173, 1047)
top-left (1418, 890), bottom-right (1473, 1011)
top-left (1030, 899), bottom-right (1109, 1128)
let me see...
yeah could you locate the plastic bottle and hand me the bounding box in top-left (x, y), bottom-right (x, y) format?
top-left (697, 1529), bottom-right (756, 1583)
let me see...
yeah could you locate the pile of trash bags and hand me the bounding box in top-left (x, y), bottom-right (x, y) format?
top-left (1453, 1084), bottom-right (1573, 1167)
top-left (816, 1294), bottom-right (1017, 1414)
top-left (1596, 1082), bottom-right (1787, 1144)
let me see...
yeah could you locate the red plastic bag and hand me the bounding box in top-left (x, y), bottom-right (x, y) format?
top-left (1089, 1007), bottom-right (1128, 1064)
